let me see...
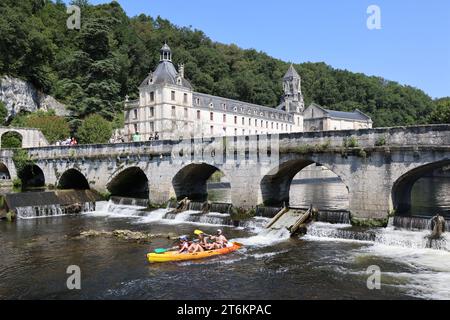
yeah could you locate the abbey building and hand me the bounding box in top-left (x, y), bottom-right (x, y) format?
top-left (124, 44), bottom-right (372, 141)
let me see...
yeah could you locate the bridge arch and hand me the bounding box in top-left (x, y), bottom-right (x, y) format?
top-left (57, 169), bottom-right (89, 190)
top-left (107, 166), bottom-right (149, 199)
top-left (172, 163), bottom-right (231, 202)
top-left (19, 164), bottom-right (45, 190)
top-left (0, 162), bottom-right (11, 180)
top-left (392, 159), bottom-right (450, 216)
top-left (260, 158), bottom-right (349, 208)
top-left (1, 131), bottom-right (23, 148)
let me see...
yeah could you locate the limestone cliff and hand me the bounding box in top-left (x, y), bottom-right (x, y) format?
top-left (0, 76), bottom-right (69, 120)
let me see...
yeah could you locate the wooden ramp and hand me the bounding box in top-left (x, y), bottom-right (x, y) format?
top-left (266, 206), bottom-right (312, 235)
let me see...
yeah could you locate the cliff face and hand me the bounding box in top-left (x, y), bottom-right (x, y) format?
top-left (0, 76), bottom-right (69, 119)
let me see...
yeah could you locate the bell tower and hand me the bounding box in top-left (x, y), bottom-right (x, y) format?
top-left (282, 64), bottom-right (305, 114)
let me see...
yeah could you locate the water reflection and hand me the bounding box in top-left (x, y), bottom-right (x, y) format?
top-left (289, 165), bottom-right (349, 210)
top-left (411, 177), bottom-right (450, 217)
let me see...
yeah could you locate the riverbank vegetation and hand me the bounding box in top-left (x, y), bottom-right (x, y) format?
top-left (0, 0), bottom-right (448, 144)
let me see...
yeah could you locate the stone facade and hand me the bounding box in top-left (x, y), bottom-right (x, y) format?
top-left (303, 103), bottom-right (372, 132)
top-left (124, 44), bottom-right (305, 141)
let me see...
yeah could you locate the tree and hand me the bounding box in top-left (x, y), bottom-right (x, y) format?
top-left (1, 131), bottom-right (22, 148)
top-left (428, 98), bottom-right (450, 124)
top-left (77, 114), bottom-right (112, 144)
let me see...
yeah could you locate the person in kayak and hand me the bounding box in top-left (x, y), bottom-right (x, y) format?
top-left (178, 235), bottom-right (190, 253)
top-left (188, 239), bottom-right (205, 253)
top-left (214, 229), bottom-right (229, 248)
top-left (203, 237), bottom-right (221, 251)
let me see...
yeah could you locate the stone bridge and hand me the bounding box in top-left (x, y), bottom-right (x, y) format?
top-left (2, 125), bottom-right (450, 221)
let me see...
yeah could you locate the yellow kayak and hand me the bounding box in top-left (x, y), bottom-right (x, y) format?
top-left (147, 243), bottom-right (242, 263)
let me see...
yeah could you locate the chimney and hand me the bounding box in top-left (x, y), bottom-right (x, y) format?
top-left (179, 63), bottom-right (185, 78)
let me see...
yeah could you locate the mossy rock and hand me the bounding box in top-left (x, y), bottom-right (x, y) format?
top-left (230, 207), bottom-right (256, 221)
top-left (6, 211), bottom-right (16, 222)
top-left (351, 217), bottom-right (389, 228)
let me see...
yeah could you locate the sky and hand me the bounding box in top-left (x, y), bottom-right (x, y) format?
top-left (85, 0), bottom-right (450, 99)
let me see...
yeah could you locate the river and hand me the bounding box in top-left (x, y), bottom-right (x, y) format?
top-left (0, 170), bottom-right (449, 300)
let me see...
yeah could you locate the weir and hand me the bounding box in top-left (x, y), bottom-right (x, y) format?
top-left (392, 215), bottom-right (449, 231)
top-left (2, 190), bottom-right (101, 219)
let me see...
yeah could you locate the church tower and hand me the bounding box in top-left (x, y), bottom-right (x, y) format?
top-left (282, 64), bottom-right (305, 114)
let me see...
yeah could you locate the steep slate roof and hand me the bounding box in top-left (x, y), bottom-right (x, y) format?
top-left (283, 64), bottom-right (300, 79)
top-left (308, 103), bottom-right (371, 121)
top-left (140, 61), bottom-right (192, 89)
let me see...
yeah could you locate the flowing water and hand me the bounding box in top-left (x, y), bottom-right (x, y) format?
top-left (1, 171), bottom-right (449, 300)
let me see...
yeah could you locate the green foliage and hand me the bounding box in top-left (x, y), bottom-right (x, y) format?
top-left (1, 131), bottom-right (22, 148)
top-left (0, 1), bottom-right (443, 128)
top-left (77, 114), bottom-right (112, 144)
top-left (12, 149), bottom-right (34, 176)
top-left (0, 101), bottom-right (8, 125)
top-left (375, 135), bottom-right (387, 147)
top-left (343, 136), bottom-right (359, 148)
top-left (428, 97), bottom-right (450, 124)
top-left (208, 171), bottom-right (225, 183)
top-left (351, 217), bottom-right (389, 228)
top-left (12, 178), bottom-right (22, 189)
top-left (357, 149), bottom-right (367, 158)
top-left (11, 110), bottom-right (70, 143)
top-left (6, 211), bottom-right (16, 222)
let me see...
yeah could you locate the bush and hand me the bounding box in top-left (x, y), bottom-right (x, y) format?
top-left (343, 136), bottom-right (358, 148)
top-left (10, 110), bottom-right (70, 144)
top-left (77, 114), bottom-right (113, 144)
top-left (27, 114), bottom-right (70, 144)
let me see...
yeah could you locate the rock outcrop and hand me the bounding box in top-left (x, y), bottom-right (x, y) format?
top-left (76, 229), bottom-right (179, 243)
top-left (0, 76), bottom-right (69, 120)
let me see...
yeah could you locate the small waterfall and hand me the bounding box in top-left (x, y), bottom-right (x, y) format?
top-left (93, 200), bottom-right (147, 217)
top-left (167, 199), bottom-right (177, 209)
top-left (209, 203), bottom-right (232, 214)
top-left (315, 210), bottom-right (351, 224)
top-left (110, 196), bottom-right (149, 207)
top-left (305, 222), bottom-right (450, 251)
top-left (188, 202), bottom-right (204, 211)
top-left (255, 206), bottom-right (282, 218)
top-left (16, 202), bottom-right (95, 219)
top-left (161, 209), bottom-right (267, 229)
top-left (392, 216), bottom-right (439, 231)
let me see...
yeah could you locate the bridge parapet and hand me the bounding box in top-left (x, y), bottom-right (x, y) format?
top-left (25, 125), bottom-right (450, 161)
top-left (279, 124), bottom-right (450, 150)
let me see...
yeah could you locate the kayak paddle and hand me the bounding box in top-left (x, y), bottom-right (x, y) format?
top-left (194, 229), bottom-right (212, 237)
top-left (154, 248), bottom-right (169, 254)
